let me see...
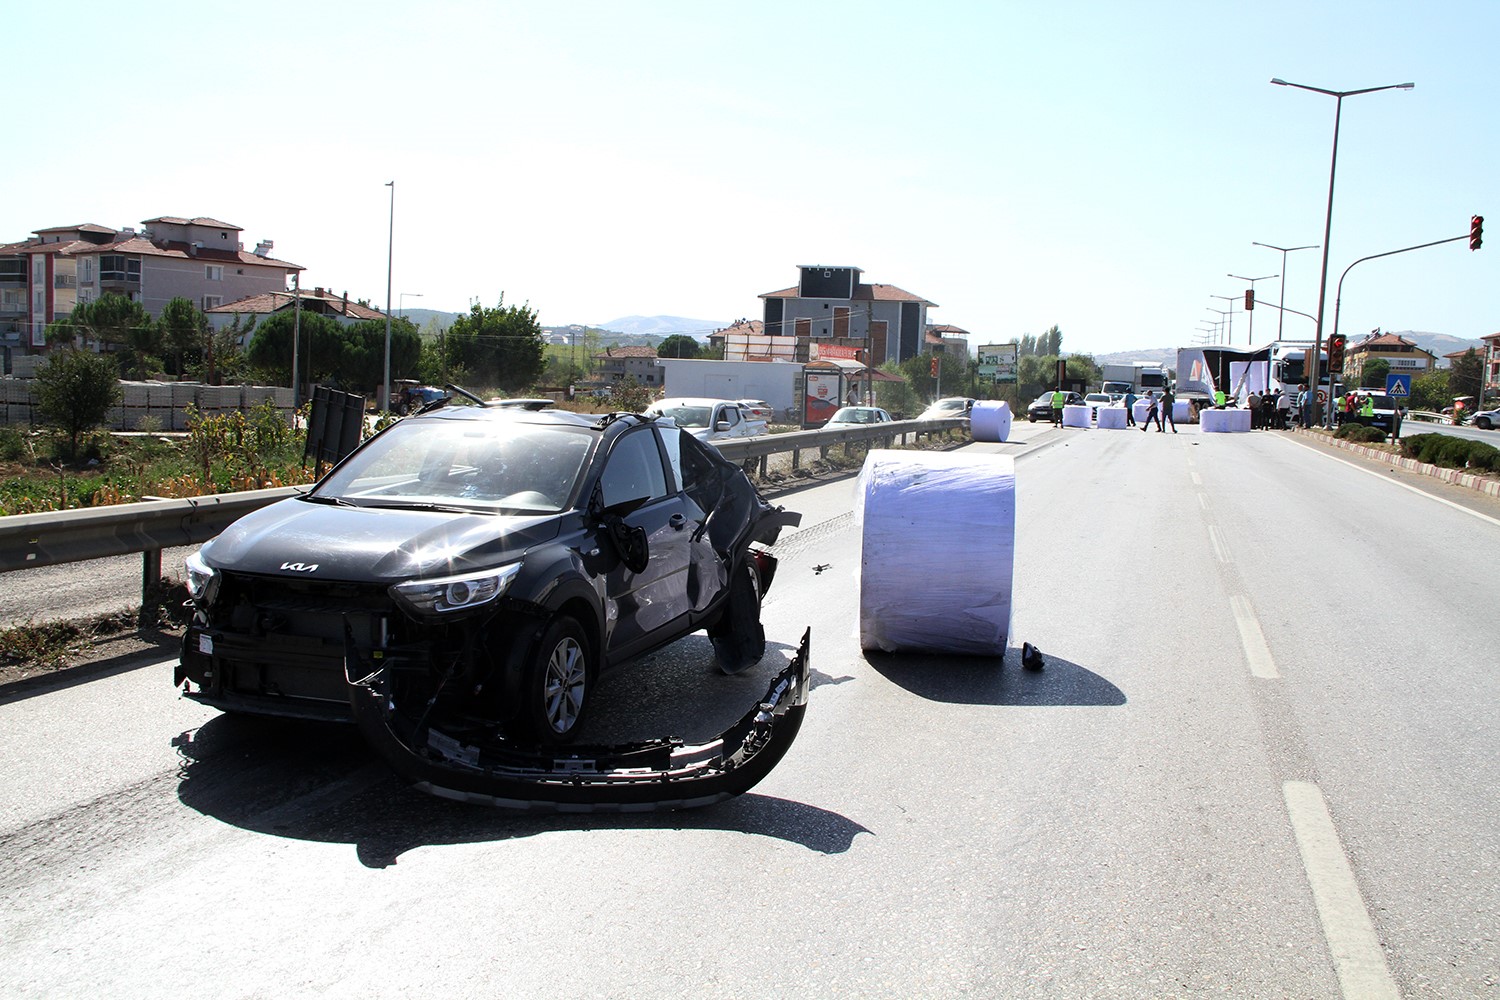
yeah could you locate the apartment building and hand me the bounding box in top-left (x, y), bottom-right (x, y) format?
top-left (1343, 332), bottom-right (1438, 384)
top-left (758, 265), bottom-right (937, 366)
top-left (1, 216), bottom-right (301, 357)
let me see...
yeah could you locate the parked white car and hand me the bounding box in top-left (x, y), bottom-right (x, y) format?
top-left (1083, 393), bottom-right (1115, 420)
top-left (644, 397), bottom-right (770, 442)
top-left (736, 399), bottom-right (775, 422)
top-left (826, 406), bottom-right (893, 426)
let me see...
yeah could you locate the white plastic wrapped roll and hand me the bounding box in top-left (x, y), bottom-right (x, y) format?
top-left (1062, 404), bottom-right (1091, 428)
top-left (1173, 400), bottom-right (1191, 422)
top-left (1200, 408), bottom-right (1252, 432)
top-left (1096, 406), bottom-right (1127, 429)
top-left (1133, 399), bottom-right (1152, 423)
top-left (856, 450), bottom-right (1014, 655)
top-left (969, 400), bottom-right (1013, 442)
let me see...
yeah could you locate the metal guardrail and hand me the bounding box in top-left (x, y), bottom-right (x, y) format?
top-left (0, 416), bottom-right (969, 609)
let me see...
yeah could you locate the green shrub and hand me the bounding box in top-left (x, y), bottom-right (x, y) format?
top-left (0, 427), bottom-right (30, 462)
top-left (1338, 424), bottom-right (1388, 444)
top-left (1434, 436), bottom-right (1474, 469)
top-left (1417, 434), bottom-right (1450, 465)
top-left (1464, 441), bottom-right (1500, 472)
top-left (1398, 433), bottom-right (1437, 460)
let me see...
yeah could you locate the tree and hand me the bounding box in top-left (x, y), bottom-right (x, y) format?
top-left (247, 311), bottom-right (343, 385)
top-left (1410, 368), bottom-right (1450, 412)
top-left (1041, 325), bottom-right (1063, 357)
top-left (1449, 348), bottom-right (1483, 404)
top-left (34, 349), bottom-right (121, 458)
top-left (1359, 358), bottom-right (1390, 389)
top-left (157, 296), bottom-right (210, 380)
top-left (56, 293), bottom-right (157, 378)
top-left (445, 297), bottom-right (545, 392)
top-left (656, 334), bottom-right (702, 359)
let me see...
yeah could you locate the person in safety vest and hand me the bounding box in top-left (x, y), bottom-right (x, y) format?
top-left (1051, 388), bottom-right (1065, 425)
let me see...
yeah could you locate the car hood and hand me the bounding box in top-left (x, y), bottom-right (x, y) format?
top-left (199, 496), bottom-right (563, 582)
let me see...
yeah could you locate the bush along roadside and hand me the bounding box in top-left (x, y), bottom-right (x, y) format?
top-left (1398, 433), bottom-right (1500, 473)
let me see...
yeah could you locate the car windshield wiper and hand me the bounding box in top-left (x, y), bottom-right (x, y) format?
top-left (301, 493), bottom-right (362, 508)
top-left (360, 500), bottom-right (496, 515)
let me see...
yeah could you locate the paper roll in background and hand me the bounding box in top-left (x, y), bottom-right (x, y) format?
top-left (1062, 404), bottom-right (1091, 428)
top-left (1096, 406), bottom-right (1127, 429)
top-left (1200, 408), bottom-right (1252, 432)
top-left (969, 400), bottom-right (1013, 442)
top-left (1173, 400), bottom-right (1191, 422)
top-left (856, 450), bottom-right (1015, 655)
top-left (1133, 399), bottom-right (1152, 422)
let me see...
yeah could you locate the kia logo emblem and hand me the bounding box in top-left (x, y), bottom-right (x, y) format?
top-left (281, 562), bottom-right (319, 572)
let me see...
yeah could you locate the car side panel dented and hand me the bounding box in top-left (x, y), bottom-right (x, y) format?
top-left (345, 627), bottom-right (811, 811)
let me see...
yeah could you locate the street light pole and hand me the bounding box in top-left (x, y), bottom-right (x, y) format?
top-left (382, 180), bottom-right (395, 412)
top-left (399, 292), bottom-right (423, 319)
top-left (1209, 295), bottom-right (1238, 344)
top-left (1251, 242), bottom-right (1318, 343)
top-left (1271, 78), bottom-right (1413, 426)
top-left (1207, 308), bottom-right (1231, 344)
top-left (1227, 273), bottom-right (1277, 344)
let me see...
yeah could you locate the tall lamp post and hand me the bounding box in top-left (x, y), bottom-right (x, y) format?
top-left (1207, 307), bottom-right (1231, 344)
top-left (399, 292), bottom-right (423, 319)
top-left (1251, 242), bottom-right (1318, 342)
top-left (382, 180), bottom-right (395, 412)
top-left (1227, 273), bottom-right (1277, 345)
top-left (1270, 77), bottom-right (1413, 426)
top-left (1209, 295), bottom-right (1238, 344)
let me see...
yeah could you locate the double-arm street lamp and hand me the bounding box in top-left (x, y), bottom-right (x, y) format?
top-left (1251, 242), bottom-right (1319, 342)
top-left (1270, 77), bottom-right (1413, 425)
top-left (1207, 307), bottom-right (1231, 344)
top-left (1227, 273), bottom-right (1277, 344)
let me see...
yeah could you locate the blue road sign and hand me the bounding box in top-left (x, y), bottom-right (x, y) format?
top-left (1387, 373), bottom-right (1412, 398)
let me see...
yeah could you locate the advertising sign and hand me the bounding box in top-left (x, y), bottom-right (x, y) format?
top-left (803, 371), bottom-right (841, 427)
top-left (977, 343), bottom-right (1019, 383)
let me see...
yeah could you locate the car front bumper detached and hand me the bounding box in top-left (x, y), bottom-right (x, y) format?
top-left (344, 627), bottom-right (811, 811)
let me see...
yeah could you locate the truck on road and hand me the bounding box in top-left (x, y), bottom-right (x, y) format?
top-left (1101, 362), bottom-right (1168, 396)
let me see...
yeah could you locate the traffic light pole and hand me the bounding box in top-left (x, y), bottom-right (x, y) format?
top-left (1326, 231), bottom-right (1473, 424)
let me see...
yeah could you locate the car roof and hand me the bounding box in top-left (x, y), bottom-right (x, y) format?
top-left (649, 397), bottom-right (737, 408)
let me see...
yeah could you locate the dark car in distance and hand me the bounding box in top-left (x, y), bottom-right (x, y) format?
top-left (177, 402), bottom-right (803, 770)
top-left (1027, 391), bottom-right (1084, 422)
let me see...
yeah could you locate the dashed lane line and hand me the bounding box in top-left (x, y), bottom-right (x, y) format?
top-left (1230, 594), bottom-right (1279, 679)
top-left (1283, 781), bottom-right (1401, 1000)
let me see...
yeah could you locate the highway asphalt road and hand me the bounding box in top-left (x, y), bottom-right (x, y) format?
top-left (2, 422), bottom-right (1498, 998)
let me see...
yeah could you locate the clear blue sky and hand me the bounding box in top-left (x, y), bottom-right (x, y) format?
top-left (7, 1), bottom-right (1496, 355)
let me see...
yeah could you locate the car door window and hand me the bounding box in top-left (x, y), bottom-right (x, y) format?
top-left (600, 429), bottom-right (669, 508)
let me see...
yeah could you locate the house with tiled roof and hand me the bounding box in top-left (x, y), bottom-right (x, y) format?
top-left (758, 265), bottom-right (937, 365)
top-left (1344, 332), bottom-right (1437, 384)
top-left (1480, 332), bottom-right (1500, 400)
top-left (0, 216), bottom-right (301, 358)
top-left (594, 345), bottom-right (661, 387)
top-left (926, 323), bottom-right (971, 359)
top-left (206, 287), bottom-right (387, 334)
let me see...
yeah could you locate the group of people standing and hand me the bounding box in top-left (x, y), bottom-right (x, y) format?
top-left (1238, 388), bottom-right (1294, 430)
top-left (1136, 388), bottom-right (1177, 433)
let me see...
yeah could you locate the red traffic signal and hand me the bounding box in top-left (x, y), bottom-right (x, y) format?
top-left (930, 356), bottom-right (939, 377)
top-left (1327, 333), bottom-right (1347, 372)
top-left (1471, 215), bottom-right (1484, 251)
top-left (1244, 289), bottom-right (1255, 310)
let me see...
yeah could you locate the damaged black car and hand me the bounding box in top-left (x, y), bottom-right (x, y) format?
top-left (176, 401), bottom-right (806, 810)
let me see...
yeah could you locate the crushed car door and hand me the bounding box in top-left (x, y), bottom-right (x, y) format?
top-left (597, 427), bottom-right (692, 655)
top-left (659, 426), bottom-right (731, 614)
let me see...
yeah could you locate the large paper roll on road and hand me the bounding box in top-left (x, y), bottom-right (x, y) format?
top-left (1062, 404), bottom-right (1091, 428)
top-left (1096, 406), bottom-right (1127, 429)
top-left (969, 400), bottom-right (1012, 442)
top-left (855, 450), bottom-right (1015, 655)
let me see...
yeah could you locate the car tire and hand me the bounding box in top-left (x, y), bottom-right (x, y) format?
top-left (522, 615), bottom-right (591, 743)
top-left (1478, 416), bottom-right (1493, 430)
top-left (710, 559), bottom-right (765, 675)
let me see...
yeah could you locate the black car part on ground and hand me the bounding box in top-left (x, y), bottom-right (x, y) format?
top-left (346, 627), bottom-right (811, 811)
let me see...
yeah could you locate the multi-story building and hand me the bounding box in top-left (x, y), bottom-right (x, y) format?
top-left (1343, 332), bottom-right (1437, 385)
top-left (758, 265), bottom-right (936, 366)
top-left (594, 345), bottom-right (662, 387)
top-left (206, 287), bottom-right (387, 334)
top-left (0, 216), bottom-right (301, 360)
top-left (1481, 332), bottom-right (1500, 401)
top-left (926, 323), bottom-right (971, 359)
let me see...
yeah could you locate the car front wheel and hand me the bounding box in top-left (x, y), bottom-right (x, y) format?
top-left (1478, 416), bottom-right (1493, 430)
top-left (523, 615), bottom-right (591, 743)
top-left (709, 560), bottom-right (765, 675)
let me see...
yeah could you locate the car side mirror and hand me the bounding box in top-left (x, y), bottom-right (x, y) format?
top-left (715, 421), bottom-right (730, 432)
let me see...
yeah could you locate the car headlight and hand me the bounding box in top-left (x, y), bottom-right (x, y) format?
top-left (390, 563), bottom-right (522, 617)
top-left (185, 550), bottom-right (220, 606)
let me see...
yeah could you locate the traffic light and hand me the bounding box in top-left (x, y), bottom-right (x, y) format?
top-left (1244, 289), bottom-right (1255, 310)
top-left (1471, 215), bottom-right (1484, 251)
top-left (930, 356), bottom-right (939, 377)
top-left (1327, 333), bottom-right (1347, 372)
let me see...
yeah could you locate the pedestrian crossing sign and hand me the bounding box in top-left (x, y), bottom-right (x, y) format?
top-left (1387, 373), bottom-right (1412, 398)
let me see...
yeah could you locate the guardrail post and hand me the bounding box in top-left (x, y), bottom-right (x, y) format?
top-left (140, 548), bottom-right (162, 626)
top-left (792, 447), bottom-right (801, 471)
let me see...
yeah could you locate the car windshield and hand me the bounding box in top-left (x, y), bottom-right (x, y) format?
top-left (312, 417), bottom-right (594, 513)
top-left (831, 407), bottom-right (881, 423)
top-left (650, 404), bottom-right (713, 428)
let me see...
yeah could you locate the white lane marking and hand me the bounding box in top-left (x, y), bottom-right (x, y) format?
top-left (1280, 435), bottom-right (1500, 529)
top-left (1283, 781), bottom-right (1400, 1000)
top-left (1198, 493), bottom-right (1210, 510)
top-left (1230, 595), bottom-right (1279, 679)
top-left (1208, 525), bottom-right (1231, 563)
top-left (1191, 471), bottom-right (1203, 485)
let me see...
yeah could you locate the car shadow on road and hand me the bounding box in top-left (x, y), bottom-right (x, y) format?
top-left (173, 699), bottom-right (869, 870)
top-left (864, 646), bottom-right (1125, 707)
